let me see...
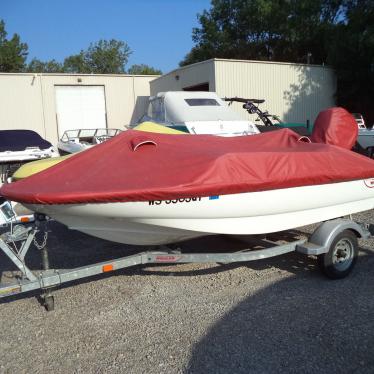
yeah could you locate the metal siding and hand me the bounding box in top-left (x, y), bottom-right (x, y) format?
top-left (0, 74), bottom-right (156, 145)
top-left (150, 60), bottom-right (215, 96)
top-left (132, 77), bottom-right (155, 123)
top-left (0, 75), bottom-right (45, 136)
top-left (42, 75), bottom-right (155, 144)
top-left (0, 62), bottom-right (335, 147)
top-left (214, 60), bottom-right (335, 124)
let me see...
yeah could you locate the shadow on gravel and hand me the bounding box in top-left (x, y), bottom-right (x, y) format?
top-left (1, 223), bottom-right (374, 372)
top-left (185, 254), bottom-right (374, 374)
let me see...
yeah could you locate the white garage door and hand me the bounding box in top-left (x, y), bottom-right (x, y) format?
top-left (55, 85), bottom-right (107, 137)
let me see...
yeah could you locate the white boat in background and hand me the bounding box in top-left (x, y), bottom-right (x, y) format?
top-left (0, 129), bottom-right (57, 183)
top-left (57, 128), bottom-right (122, 155)
top-left (137, 91), bottom-right (259, 136)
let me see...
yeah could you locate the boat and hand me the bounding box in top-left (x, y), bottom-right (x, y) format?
top-left (58, 128), bottom-right (122, 155)
top-left (0, 129), bottom-right (57, 183)
top-left (136, 91), bottom-right (259, 136)
top-left (2, 107), bottom-right (374, 246)
top-left (11, 123), bottom-right (186, 181)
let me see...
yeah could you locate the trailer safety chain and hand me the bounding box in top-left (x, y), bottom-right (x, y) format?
top-left (33, 231), bottom-right (48, 250)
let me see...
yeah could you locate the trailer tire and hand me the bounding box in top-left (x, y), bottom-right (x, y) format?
top-left (318, 230), bottom-right (358, 279)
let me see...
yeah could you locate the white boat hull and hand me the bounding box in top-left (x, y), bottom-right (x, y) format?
top-left (0, 146), bottom-right (57, 162)
top-left (1, 147), bottom-right (57, 183)
top-left (184, 120), bottom-right (259, 136)
top-left (26, 179), bottom-right (374, 245)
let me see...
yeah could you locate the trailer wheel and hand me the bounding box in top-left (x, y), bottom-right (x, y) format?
top-left (318, 230), bottom-right (358, 279)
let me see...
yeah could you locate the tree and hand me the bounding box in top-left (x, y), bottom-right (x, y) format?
top-left (328, 0), bottom-right (374, 124)
top-left (63, 52), bottom-right (87, 73)
top-left (63, 39), bottom-right (132, 74)
top-left (84, 39), bottom-right (132, 73)
top-left (180, 0), bottom-right (344, 66)
top-left (181, 0), bottom-right (374, 123)
top-left (127, 64), bottom-right (162, 75)
top-left (0, 19), bottom-right (28, 72)
top-left (27, 58), bottom-right (63, 73)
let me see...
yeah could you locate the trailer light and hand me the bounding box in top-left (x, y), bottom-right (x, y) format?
top-left (102, 264), bottom-right (114, 272)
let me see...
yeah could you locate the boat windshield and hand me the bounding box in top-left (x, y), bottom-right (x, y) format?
top-left (184, 98), bottom-right (220, 106)
top-left (61, 128), bottom-right (122, 142)
top-left (147, 98), bottom-right (165, 123)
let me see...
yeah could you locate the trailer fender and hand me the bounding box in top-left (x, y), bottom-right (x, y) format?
top-left (307, 219), bottom-right (369, 255)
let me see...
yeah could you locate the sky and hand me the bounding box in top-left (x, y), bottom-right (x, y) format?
top-left (1, 0), bottom-right (211, 73)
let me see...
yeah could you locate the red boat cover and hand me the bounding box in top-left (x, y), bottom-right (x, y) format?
top-left (311, 107), bottom-right (358, 149)
top-left (2, 129), bottom-right (374, 205)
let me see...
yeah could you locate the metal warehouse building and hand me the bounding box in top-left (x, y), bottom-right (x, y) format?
top-left (0, 73), bottom-right (158, 145)
top-left (150, 58), bottom-right (336, 126)
top-left (0, 58), bottom-right (335, 146)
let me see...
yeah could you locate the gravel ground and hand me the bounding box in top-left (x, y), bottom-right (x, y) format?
top-left (0, 212), bottom-right (374, 374)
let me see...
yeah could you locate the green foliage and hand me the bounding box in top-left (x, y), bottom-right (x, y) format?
top-left (0, 20), bottom-right (28, 72)
top-left (27, 58), bottom-right (63, 73)
top-left (63, 39), bottom-right (132, 74)
top-left (84, 39), bottom-right (132, 73)
top-left (180, 0), bottom-right (344, 66)
top-left (0, 19), bottom-right (133, 76)
top-left (26, 39), bottom-right (132, 74)
top-left (63, 52), bottom-right (87, 73)
top-left (328, 0), bottom-right (374, 122)
top-left (127, 64), bottom-right (162, 75)
top-left (181, 0), bottom-right (374, 122)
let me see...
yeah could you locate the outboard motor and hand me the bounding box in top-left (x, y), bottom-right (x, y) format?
top-left (311, 107), bottom-right (358, 149)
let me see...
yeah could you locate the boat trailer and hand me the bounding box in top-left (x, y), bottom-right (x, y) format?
top-left (0, 215), bottom-right (373, 311)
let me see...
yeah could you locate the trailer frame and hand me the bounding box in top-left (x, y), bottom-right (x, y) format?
top-left (0, 217), bottom-right (372, 311)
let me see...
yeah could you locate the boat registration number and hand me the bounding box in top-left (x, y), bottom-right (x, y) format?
top-left (148, 197), bottom-right (202, 206)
